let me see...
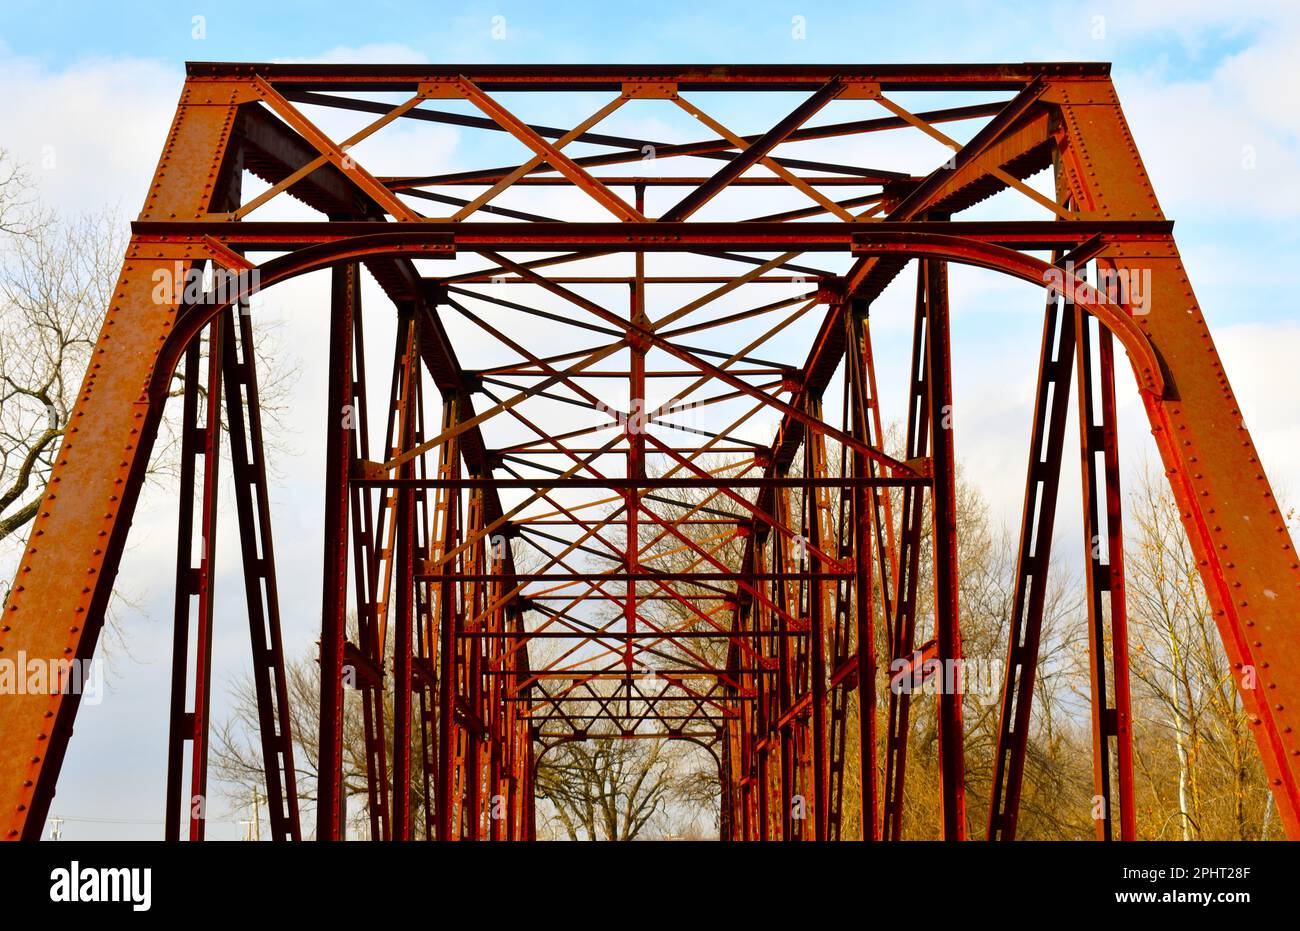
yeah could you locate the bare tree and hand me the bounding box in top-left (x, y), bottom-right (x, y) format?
top-left (535, 736), bottom-right (715, 840)
top-left (0, 153), bottom-right (298, 555)
top-left (1124, 461), bottom-right (1283, 840)
top-left (212, 631), bottom-right (436, 840)
top-left (0, 179), bottom-right (114, 544)
top-left (0, 150), bottom-right (39, 237)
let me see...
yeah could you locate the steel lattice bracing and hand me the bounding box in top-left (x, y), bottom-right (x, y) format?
top-left (1, 62), bottom-right (1298, 841)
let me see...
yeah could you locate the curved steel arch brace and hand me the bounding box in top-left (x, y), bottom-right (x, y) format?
top-left (146, 231), bottom-right (1166, 407)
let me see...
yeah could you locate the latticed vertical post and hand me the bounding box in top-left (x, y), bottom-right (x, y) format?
top-left (1074, 304), bottom-right (1136, 840)
top-left (165, 316), bottom-right (223, 841)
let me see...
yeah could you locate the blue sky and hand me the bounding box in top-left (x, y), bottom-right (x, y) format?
top-left (1, 0), bottom-right (1298, 839)
top-left (0, 0), bottom-right (1277, 77)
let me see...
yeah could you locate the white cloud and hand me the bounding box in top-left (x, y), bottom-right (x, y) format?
top-left (276, 42), bottom-right (429, 65)
top-left (1118, 67), bottom-right (1300, 219)
top-left (0, 51), bottom-right (180, 213)
top-left (1213, 321), bottom-right (1300, 504)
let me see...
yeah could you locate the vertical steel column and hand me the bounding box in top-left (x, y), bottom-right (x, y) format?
top-left (391, 308), bottom-right (419, 840)
top-left (220, 306), bottom-right (302, 841)
top-left (494, 606), bottom-right (511, 841)
top-left (987, 283), bottom-right (1076, 840)
top-left (317, 262), bottom-right (356, 841)
top-left (187, 315), bottom-right (222, 842)
top-left (825, 384), bottom-right (856, 841)
top-left (923, 256), bottom-right (967, 840)
top-left (721, 595), bottom-right (742, 842)
top-left (847, 301), bottom-right (880, 840)
top-left (804, 397), bottom-right (829, 841)
top-left (435, 396), bottom-right (462, 840)
top-left (346, 294), bottom-right (391, 842)
top-left (410, 371), bottom-right (438, 841)
top-left (499, 605), bottom-right (518, 842)
top-left (508, 604), bottom-right (530, 841)
top-left (753, 533), bottom-right (773, 840)
top-left (464, 484), bottom-right (484, 841)
top-left (165, 315), bottom-right (223, 841)
top-left (742, 605), bottom-right (758, 842)
top-left (626, 188), bottom-right (647, 681)
top-left (1076, 303), bottom-right (1136, 841)
top-left (770, 502), bottom-right (796, 839)
top-left (525, 732), bottom-right (537, 841)
top-left (790, 473), bottom-right (815, 841)
top-left (486, 534), bottom-right (506, 841)
top-left (882, 263), bottom-right (932, 840)
top-left (720, 720), bottom-right (736, 841)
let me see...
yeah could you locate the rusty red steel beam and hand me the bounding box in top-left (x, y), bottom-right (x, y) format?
top-left (349, 292), bottom-right (395, 842)
top-left (356, 476), bottom-right (926, 489)
top-left (131, 218), bottom-right (1173, 250)
top-left (401, 176), bottom-right (908, 187)
top-left (164, 317), bottom-right (223, 842)
top-left (187, 60), bottom-right (1113, 88)
top-left (1074, 309), bottom-right (1136, 841)
top-left (390, 310), bottom-right (420, 841)
top-left (922, 258), bottom-right (968, 840)
top-left (316, 264), bottom-right (355, 841)
top-left (847, 306), bottom-right (883, 841)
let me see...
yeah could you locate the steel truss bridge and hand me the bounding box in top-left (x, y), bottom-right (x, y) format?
top-left (2, 62), bottom-right (1298, 842)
